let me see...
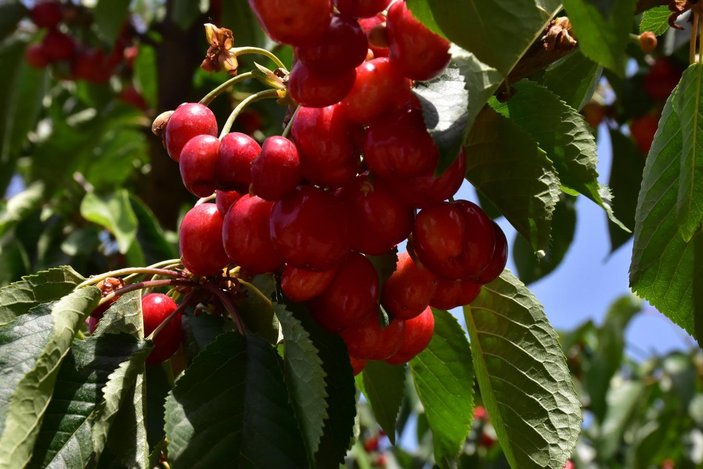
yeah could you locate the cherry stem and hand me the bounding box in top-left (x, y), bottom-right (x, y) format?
top-left (219, 88), bottom-right (280, 138)
top-left (281, 105), bottom-right (300, 139)
top-left (147, 291), bottom-right (194, 341)
top-left (233, 46), bottom-right (287, 71)
top-left (77, 265), bottom-right (184, 289)
top-left (236, 278), bottom-right (273, 307)
top-left (98, 278), bottom-right (196, 306)
top-left (196, 193), bottom-right (216, 206)
top-left (203, 283), bottom-right (246, 334)
top-left (199, 71), bottom-right (254, 106)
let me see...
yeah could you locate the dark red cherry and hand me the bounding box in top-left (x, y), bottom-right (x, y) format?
top-left (359, 14), bottom-right (389, 58)
top-left (165, 103), bottom-right (218, 161)
top-left (41, 30), bottom-right (76, 61)
top-left (72, 48), bottom-right (113, 83)
top-left (644, 58), bottom-right (683, 102)
top-left (385, 306), bottom-right (434, 364)
top-left (334, 0), bottom-right (392, 18)
top-left (25, 44), bottom-right (49, 68)
top-left (248, 0), bottom-right (332, 46)
top-left (251, 136), bottom-right (302, 201)
top-left (476, 221), bottom-right (507, 284)
top-left (350, 356), bottom-right (367, 375)
top-left (382, 252), bottom-right (437, 320)
top-left (30, 1), bottom-right (63, 28)
top-left (296, 15), bottom-right (368, 72)
top-left (215, 190), bottom-right (242, 217)
top-left (179, 135), bottom-right (220, 198)
top-left (142, 293), bottom-right (183, 364)
top-left (429, 277), bottom-right (481, 310)
top-left (288, 61), bottom-right (356, 108)
top-left (341, 314), bottom-right (404, 360)
top-left (179, 203), bottom-right (229, 276)
top-left (216, 132), bottom-right (261, 192)
top-left (281, 264), bottom-right (338, 302)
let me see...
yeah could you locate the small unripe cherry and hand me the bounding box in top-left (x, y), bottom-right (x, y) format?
top-left (165, 103), bottom-right (218, 161)
top-left (179, 203), bottom-right (229, 276)
top-left (288, 61), bottom-right (356, 108)
top-left (341, 314), bottom-right (404, 360)
top-left (639, 32), bottom-right (658, 54)
top-left (385, 306), bottom-right (434, 364)
top-left (281, 264), bottom-right (338, 302)
top-left (179, 135), bottom-right (220, 198)
top-left (382, 252), bottom-right (437, 320)
top-left (251, 136), bottom-right (302, 201)
top-left (142, 293), bottom-right (183, 364)
top-left (216, 132), bottom-right (261, 192)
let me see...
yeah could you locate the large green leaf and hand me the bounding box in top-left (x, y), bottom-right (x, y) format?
top-left (0, 182), bottom-right (44, 238)
top-left (639, 5), bottom-right (670, 36)
top-left (94, 0), bottom-right (131, 44)
top-left (237, 274), bottom-right (280, 344)
top-left (409, 309), bottom-right (474, 467)
top-left (80, 190), bottom-right (138, 254)
top-left (130, 195), bottom-right (177, 265)
top-left (171, 0), bottom-right (203, 30)
top-left (0, 286), bottom-right (101, 468)
top-left (465, 107), bottom-right (561, 252)
top-left (164, 332), bottom-right (307, 468)
top-left (362, 361), bottom-right (406, 445)
top-left (464, 271), bottom-right (581, 469)
top-left (134, 45), bottom-right (158, 110)
top-left (542, 50), bottom-right (602, 110)
top-left (0, 3), bottom-right (25, 42)
top-left (595, 380), bottom-right (645, 460)
top-left (563, 0), bottom-right (638, 75)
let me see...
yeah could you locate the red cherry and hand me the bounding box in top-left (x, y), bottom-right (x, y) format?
top-left (142, 293), bottom-right (183, 364)
top-left (644, 58), bottom-right (682, 101)
top-left (216, 132), bottom-right (261, 192)
top-left (215, 190), bottom-right (242, 217)
top-left (281, 264), bottom-right (338, 302)
top-left (165, 103), bottom-right (218, 161)
top-left (41, 29), bottom-right (76, 62)
top-left (363, 108), bottom-right (438, 178)
top-left (179, 203), bottom-right (229, 276)
top-left (309, 253), bottom-right (379, 332)
top-left (338, 174), bottom-right (414, 255)
top-left (30, 1), bottom-right (62, 29)
top-left (251, 136), bottom-right (302, 201)
top-left (270, 186), bottom-right (352, 270)
top-left (334, 0), bottom-right (391, 18)
top-left (179, 135), bottom-right (220, 198)
top-left (385, 306), bottom-right (434, 364)
top-left (119, 85), bottom-right (148, 110)
top-left (248, 0), bottom-right (332, 46)
top-left (123, 45), bottom-right (138, 69)
top-left (236, 109), bottom-right (264, 134)
top-left (386, 1), bottom-right (450, 81)
top-left (350, 356), bottom-right (367, 376)
top-left (290, 104), bottom-right (360, 187)
top-left (340, 57), bottom-right (411, 125)
top-left (630, 113), bottom-right (659, 154)
top-left (429, 277), bottom-right (481, 310)
top-left (359, 15), bottom-right (389, 58)
top-left (476, 221), bottom-right (507, 284)
top-left (72, 48), bottom-right (113, 83)
top-left (341, 314), bottom-right (404, 360)
top-left (288, 61), bottom-right (356, 108)
top-left (473, 406), bottom-right (488, 422)
top-left (222, 195), bottom-right (282, 275)
top-left (296, 15), bottom-right (368, 72)
top-left (382, 252), bottom-right (436, 320)
top-left (25, 44), bottom-right (49, 68)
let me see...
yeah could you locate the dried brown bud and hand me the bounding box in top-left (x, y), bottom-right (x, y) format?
top-left (201, 23), bottom-right (238, 75)
top-left (97, 277), bottom-right (125, 297)
top-left (152, 110), bottom-right (174, 138)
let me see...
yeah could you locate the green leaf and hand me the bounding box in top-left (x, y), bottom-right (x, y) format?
top-left (0, 265), bottom-right (84, 326)
top-left (0, 182), bottom-right (44, 238)
top-left (0, 286), bottom-right (101, 468)
top-left (237, 274), bottom-right (280, 344)
top-left (673, 63), bottom-right (703, 241)
top-left (80, 190), bottom-right (139, 254)
top-left (406, 0), bottom-right (445, 36)
top-left (409, 309), bottom-right (474, 466)
top-left (164, 332), bottom-right (307, 467)
top-left (274, 302), bottom-right (328, 459)
top-left (130, 195), bottom-right (177, 265)
top-left (362, 361), bottom-right (406, 444)
top-left (133, 45), bottom-right (158, 110)
top-left (0, 3), bottom-right (25, 42)
top-left (464, 271), bottom-right (582, 469)
top-left (94, 0), bottom-right (131, 44)
top-left (563, 0), bottom-right (638, 75)
top-left (465, 107), bottom-right (561, 252)
top-left (171, 0), bottom-right (203, 30)
top-left (595, 380), bottom-right (645, 460)
top-left (640, 5), bottom-right (671, 36)
top-left (542, 50), bottom-right (602, 110)
top-left (220, 0), bottom-right (268, 48)
top-left (181, 312), bottom-right (231, 361)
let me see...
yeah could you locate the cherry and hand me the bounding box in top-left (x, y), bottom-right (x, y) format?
top-left (382, 252), bottom-right (436, 320)
top-left (72, 48), bottom-right (113, 83)
top-left (630, 113), bottom-right (659, 154)
top-left (359, 15), bottom-right (389, 58)
top-left (119, 85), bottom-right (148, 110)
top-left (429, 277), bottom-right (481, 310)
top-left (30, 1), bottom-right (62, 29)
top-left (281, 264), bottom-right (338, 302)
top-left (216, 132), bottom-right (261, 192)
top-left (288, 61), bottom-right (356, 108)
top-left (644, 57), bottom-right (682, 102)
top-left (476, 221), bottom-right (507, 284)
top-left (222, 195), bottom-right (282, 275)
top-left (581, 101), bottom-right (607, 128)
top-left (179, 203), bottom-right (229, 276)
top-left (179, 135), bottom-right (220, 197)
top-left (362, 108), bottom-right (438, 178)
top-left (340, 57), bottom-right (411, 125)
top-left (386, 1), bottom-right (451, 81)
top-left (251, 136), bottom-right (302, 201)
top-left (341, 314), bottom-right (404, 360)
top-left (215, 190), bottom-right (242, 216)
top-left (413, 200), bottom-right (495, 280)
top-left (142, 293), bottom-right (183, 364)
top-left (334, 0), bottom-right (392, 18)
top-left (385, 306), bottom-right (434, 364)
top-left (248, 0), bottom-right (332, 46)
top-left (165, 103), bottom-right (218, 161)
top-left (270, 186), bottom-right (352, 270)
top-left (350, 356), bottom-right (367, 376)
top-left (639, 32), bottom-right (658, 53)
top-left (290, 104), bottom-right (360, 187)
top-left (25, 44), bottom-right (49, 68)
top-left (308, 253), bottom-right (379, 332)
top-left (338, 174), bottom-right (413, 255)
top-left (41, 30), bottom-right (76, 62)
top-left (296, 15), bottom-right (368, 72)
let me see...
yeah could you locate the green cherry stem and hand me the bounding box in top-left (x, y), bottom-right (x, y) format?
top-left (203, 283), bottom-right (246, 334)
top-left (281, 105), bottom-right (300, 139)
top-left (233, 46), bottom-right (287, 71)
top-left (236, 278), bottom-right (273, 307)
top-left (199, 71), bottom-right (254, 106)
top-left (219, 88), bottom-right (281, 139)
top-left (77, 266), bottom-right (184, 289)
top-left (98, 278), bottom-right (196, 306)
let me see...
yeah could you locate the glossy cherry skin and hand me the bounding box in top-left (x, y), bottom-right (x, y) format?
top-left (25, 44), bottom-right (49, 68)
top-left (341, 314), bottom-right (404, 360)
top-left (413, 200), bottom-right (495, 280)
top-left (215, 190), bottom-right (242, 217)
top-left (222, 195), bottom-right (282, 275)
top-left (30, 1), bottom-right (63, 28)
top-left (281, 264), bottom-right (338, 302)
top-left (382, 252), bottom-right (437, 320)
top-left (41, 30), bottom-right (76, 61)
top-left (142, 293), bottom-right (183, 364)
top-left (338, 174), bottom-right (414, 255)
top-left (248, 0), bottom-right (332, 46)
top-left (476, 221), bottom-right (507, 284)
top-left (644, 58), bottom-right (682, 102)
top-left (349, 356), bottom-right (367, 376)
top-left (296, 15), bottom-right (368, 72)
top-left (291, 104), bottom-right (360, 187)
top-left (340, 57), bottom-right (411, 125)
top-left (386, 1), bottom-right (451, 81)
top-left (363, 108), bottom-right (438, 178)
top-left (429, 277), bottom-right (481, 310)
top-left (308, 253), bottom-right (379, 332)
top-left (179, 203), bottom-right (229, 276)
top-left (270, 186), bottom-right (352, 270)
top-left (251, 136), bottom-right (302, 201)
top-left (216, 132), bottom-right (261, 192)
top-left (334, 0), bottom-right (391, 18)
top-left (179, 135), bottom-right (220, 197)
top-left (385, 306), bottom-right (434, 364)
top-left (288, 61), bottom-right (356, 108)
top-left (359, 15), bottom-right (389, 58)
top-left (165, 103), bottom-right (218, 161)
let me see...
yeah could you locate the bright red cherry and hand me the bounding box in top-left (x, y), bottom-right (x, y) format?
top-left (216, 132), bottom-right (260, 192)
top-left (476, 221), bottom-right (507, 284)
top-left (309, 253), bottom-right (379, 332)
top-left (248, 0), bottom-right (332, 46)
top-left (644, 57), bottom-right (682, 102)
top-left (270, 186), bottom-right (352, 270)
top-left (630, 113), bottom-right (659, 154)
top-left (179, 203), bottom-right (229, 276)
top-left (386, 1), bottom-right (451, 81)
top-left (179, 135), bottom-right (220, 198)
top-left (288, 61), bottom-right (356, 108)
top-left (142, 293), bottom-right (183, 364)
top-left (429, 277), bottom-right (481, 310)
top-left (291, 104), bottom-right (360, 187)
top-left (251, 136), bottom-right (302, 201)
top-left (296, 15), bottom-right (368, 72)
top-left (349, 356), bottom-right (367, 376)
top-left (334, 0), bottom-right (391, 18)
top-left (165, 103), bottom-right (218, 161)
top-left (341, 314), bottom-right (404, 360)
top-left (359, 15), bottom-right (389, 58)
top-left (215, 190), bottom-right (242, 217)
top-left (41, 30), bottom-right (76, 61)
top-left (222, 195), bottom-right (282, 275)
top-left (30, 1), bottom-right (63, 28)
top-left (363, 108), bottom-right (438, 178)
top-left (385, 306), bottom-right (434, 364)
top-left (281, 264), bottom-right (338, 302)
top-left (382, 252), bottom-right (437, 320)
top-left (25, 44), bottom-right (49, 68)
